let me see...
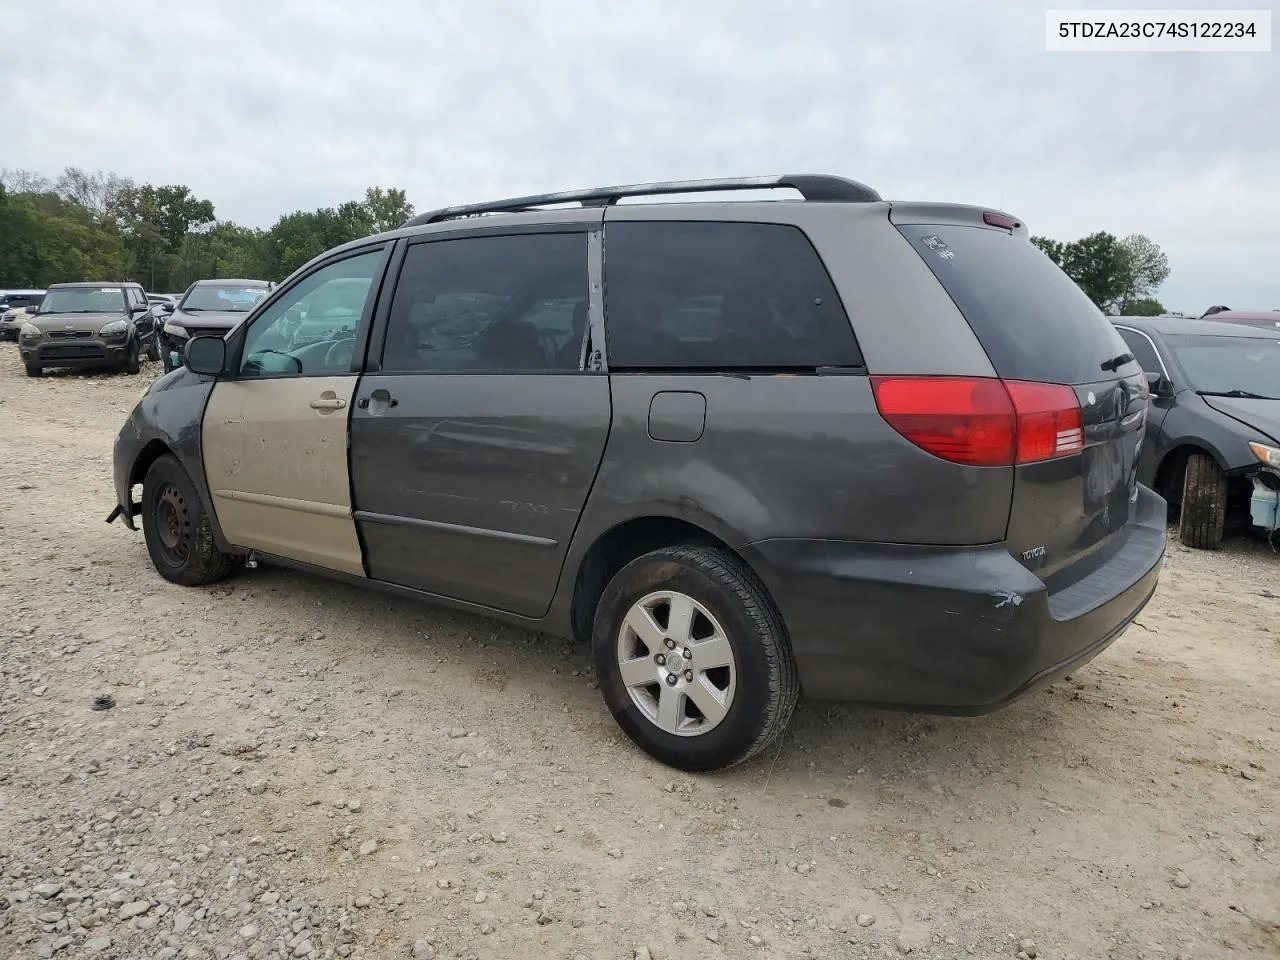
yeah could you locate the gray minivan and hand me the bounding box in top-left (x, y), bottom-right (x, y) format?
top-left (108, 175), bottom-right (1166, 771)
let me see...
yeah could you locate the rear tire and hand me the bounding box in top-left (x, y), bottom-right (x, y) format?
top-left (142, 454), bottom-right (233, 586)
top-left (1179, 452), bottom-right (1227, 550)
top-left (592, 544), bottom-right (800, 772)
top-left (24, 363), bottom-right (42, 378)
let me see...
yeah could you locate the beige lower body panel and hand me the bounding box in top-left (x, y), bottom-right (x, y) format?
top-left (202, 376), bottom-right (365, 578)
top-left (210, 489), bottom-right (366, 577)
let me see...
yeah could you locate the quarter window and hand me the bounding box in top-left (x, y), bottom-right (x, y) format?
top-left (238, 249), bottom-right (384, 378)
top-left (1116, 328), bottom-right (1163, 374)
top-left (602, 221), bottom-right (862, 370)
top-left (380, 233), bottom-right (589, 373)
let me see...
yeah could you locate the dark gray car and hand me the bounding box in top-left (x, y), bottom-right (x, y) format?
top-left (157, 279), bottom-right (273, 371)
top-left (20, 282), bottom-right (150, 376)
top-left (1113, 316), bottom-right (1280, 548)
top-left (107, 175), bottom-right (1166, 771)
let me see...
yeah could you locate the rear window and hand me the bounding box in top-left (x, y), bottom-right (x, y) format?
top-left (603, 221), bottom-right (863, 370)
top-left (897, 224), bottom-right (1136, 385)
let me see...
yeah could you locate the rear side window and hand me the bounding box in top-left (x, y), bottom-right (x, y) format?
top-left (897, 224), bottom-right (1135, 385)
top-left (603, 221), bottom-right (862, 370)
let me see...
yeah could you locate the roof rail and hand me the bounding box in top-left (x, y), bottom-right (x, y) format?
top-left (404, 174), bottom-right (881, 226)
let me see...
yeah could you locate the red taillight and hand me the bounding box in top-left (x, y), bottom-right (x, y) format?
top-left (870, 376), bottom-right (1082, 467)
top-left (870, 377), bottom-right (1016, 466)
top-left (1004, 381), bottom-right (1084, 463)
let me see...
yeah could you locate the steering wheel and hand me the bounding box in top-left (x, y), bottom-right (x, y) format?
top-left (324, 338), bottom-right (355, 371)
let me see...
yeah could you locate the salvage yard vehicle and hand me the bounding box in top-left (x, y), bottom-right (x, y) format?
top-left (1114, 316), bottom-right (1280, 548)
top-left (1198, 309), bottom-right (1280, 330)
top-left (0, 290), bottom-right (46, 340)
top-left (157, 279), bottom-right (273, 372)
top-left (20, 281), bottom-right (150, 377)
top-left (1, 304), bottom-right (41, 341)
top-left (108, 174), bottom-right (1166, 772)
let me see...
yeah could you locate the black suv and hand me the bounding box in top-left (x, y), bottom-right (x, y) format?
top-left (110, 175), bottom-right (1166, 771)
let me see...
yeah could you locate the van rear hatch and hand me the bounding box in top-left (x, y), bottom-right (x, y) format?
top-left (890, 207), bottom-right (1148, 588)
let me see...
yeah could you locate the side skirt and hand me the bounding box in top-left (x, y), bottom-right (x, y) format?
top-left (250, 552), bottom-right (572, 639)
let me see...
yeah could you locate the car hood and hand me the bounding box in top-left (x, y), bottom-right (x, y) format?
top-left (1201, 396), bottom-right (1280, 446)
top-left (168, 309), bottom-right (247, 331)
top-left (29, 312), bottom-right (126, 333)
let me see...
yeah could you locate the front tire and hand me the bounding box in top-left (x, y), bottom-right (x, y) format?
top-left (142, 455), bottom-right (233, 586)
top-left (145, 330), bottom-right (160, 362)
top-left (592, 544), bottom-right (800, 772)
top-left (1179, 452), bottom-right (1227, 549)
top-left (123, 339), bottom-right (141, 375)
top-left (24, 363), bottom-right (42, 378)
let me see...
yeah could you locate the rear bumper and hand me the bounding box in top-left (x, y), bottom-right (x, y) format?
top-left (742, 484), bottom-right (1167, 710)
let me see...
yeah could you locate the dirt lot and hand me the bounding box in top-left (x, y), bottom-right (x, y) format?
top-left (0, 349), bottom-right (1276, 960)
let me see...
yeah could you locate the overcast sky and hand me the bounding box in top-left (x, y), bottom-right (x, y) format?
top-left (4, 0), bottom-right (1277, 312)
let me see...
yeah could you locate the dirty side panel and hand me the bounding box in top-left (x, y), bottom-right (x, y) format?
top-left (201, 377), bottom-right (365, 576)
top-left (349, 373), bottom-right (613, 617)
top-left (589, 373), bottom-right (1013, 546)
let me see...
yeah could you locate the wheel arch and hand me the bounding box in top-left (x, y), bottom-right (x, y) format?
top-left (1154, 442), bottom-right (1227, 504)
top-left (129, 439), bottom-right (175, 491)
top-left (569, 515), bottom-right (755, 645)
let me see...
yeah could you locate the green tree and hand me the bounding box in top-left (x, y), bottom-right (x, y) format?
top-left (363, 187), bottom-right (415, 232)
top-left (1116, 234), bottom-right (1170, 313)
top-left (116, 184), bottom-right (217, 289)
top-left (54, 167), bottom-right (134, 223)
top-left (1058, 232), bottom-right (1132, 311)
top-left (1120, 297), bottom-right (1167, 316)
top-left (1033, 230), bottom-right (1171, 314)
top-left (1, 167), bottom-right (415, 289)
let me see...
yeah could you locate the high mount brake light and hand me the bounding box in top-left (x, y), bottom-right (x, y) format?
top-left (982, 212), bottom-right (1020, 230)
top-left (870, 376), bottom-right (1083, 467)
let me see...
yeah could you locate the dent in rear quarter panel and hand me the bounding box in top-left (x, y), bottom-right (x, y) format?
top-left (582, 373), bottom-right (1013, 546)
top-left (114, 369), bottom-right (226, 547)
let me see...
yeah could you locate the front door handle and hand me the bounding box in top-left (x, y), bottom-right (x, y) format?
top-left (309, 395), bottom-right (347, 412)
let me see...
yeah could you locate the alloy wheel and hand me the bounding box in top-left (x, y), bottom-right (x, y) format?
top-left (615, 590), bottom-right (737, 736)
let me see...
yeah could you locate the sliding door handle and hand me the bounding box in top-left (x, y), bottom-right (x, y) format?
top-left (309, 397), bottom-right (347, 410)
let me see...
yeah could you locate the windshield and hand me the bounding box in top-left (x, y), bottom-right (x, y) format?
top-left (38, 287), bottom-right (127, 314)
top-left (1166, 334), bottom-right (1280, 399)
top-left (181, 284), bottom-right (269, 313)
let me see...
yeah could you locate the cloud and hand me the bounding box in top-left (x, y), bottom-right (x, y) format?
top-left (3, 0), bottom-right (1277, 310)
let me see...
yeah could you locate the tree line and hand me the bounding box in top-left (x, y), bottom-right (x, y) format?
top-left (1030, 231), bottom-right (1171, 316)
top-left (0, 166), bottom-right (414, 292)
top-left (2, 166), bottom-right (1172, 314)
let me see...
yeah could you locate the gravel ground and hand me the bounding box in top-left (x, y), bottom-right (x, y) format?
top-left (0, 348), bottom-right (1277, 960)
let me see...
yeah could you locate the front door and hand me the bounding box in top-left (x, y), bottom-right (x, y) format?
top-left (350, 226), bottom-right (611, 617)
top-left (201, 247), bottom-right (387, 576)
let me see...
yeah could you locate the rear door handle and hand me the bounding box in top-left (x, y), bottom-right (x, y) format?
top-left (309, 397), bottom-right (347, 410)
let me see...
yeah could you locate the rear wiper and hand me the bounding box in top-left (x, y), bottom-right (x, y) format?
top-left (1101, 352), bottom-right (1135, 372)
top-left (1197, 389), bottom-right (1279, 400)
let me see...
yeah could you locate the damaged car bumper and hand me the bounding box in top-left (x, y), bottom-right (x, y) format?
top-left (107, 412), bottom-right (146, 530)
top-left (741, 484), bottom-right (1167, 711)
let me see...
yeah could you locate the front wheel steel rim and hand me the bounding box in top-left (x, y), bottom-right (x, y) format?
top-left (616, 590), bottom-right (737, 737)
top-left (154, 483), bottom-right (191, 565)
